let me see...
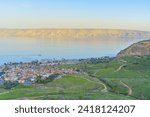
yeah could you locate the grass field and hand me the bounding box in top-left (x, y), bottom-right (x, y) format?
top-left (85, 55), bottom-right (150, 99)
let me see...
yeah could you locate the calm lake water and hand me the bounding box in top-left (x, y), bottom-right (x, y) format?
top-left (0, 37), bottom-right (148, 64)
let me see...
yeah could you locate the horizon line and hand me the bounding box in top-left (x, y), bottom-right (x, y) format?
top-left (0, 28), bottom-right (149, 32)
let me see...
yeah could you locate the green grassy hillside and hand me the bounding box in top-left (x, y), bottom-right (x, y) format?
top-left (0, 55), bottom-right (149, 100)
top-left (85, 55), bottom-right (150, 99)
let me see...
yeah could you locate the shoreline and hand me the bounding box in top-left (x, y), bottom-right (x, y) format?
top-left (2, 56), bottom-right (115, 65)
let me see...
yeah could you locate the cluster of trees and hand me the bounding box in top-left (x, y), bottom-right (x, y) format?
top-left (1, 81), bottom-right (19, 89)
top-left (79, 56), bottom-right (115, 64)
top-left (36, 74), bottom-right (59, 84)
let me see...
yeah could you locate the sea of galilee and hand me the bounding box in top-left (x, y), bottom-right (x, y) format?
top-left (0, 29), bottom-right (150, 100)
top-left (0, 29), bottom-right (149, 64)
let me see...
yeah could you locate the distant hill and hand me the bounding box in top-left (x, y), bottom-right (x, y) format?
top-left (0, 29), bottom-right (150, 39)
top-left (117, 39), bottom-right (150, 57)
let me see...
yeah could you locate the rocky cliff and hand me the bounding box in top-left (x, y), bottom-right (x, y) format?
top-left (117, 39), bottom-right (150, 57)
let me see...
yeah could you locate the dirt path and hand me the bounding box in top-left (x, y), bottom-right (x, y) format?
top-left (120, 60), bottom-right (127, 63)
top-left (90, 78), bottom-right (107, 92)
top-left (0, 91), bottom-right (10, 95)
top-left (99, 81), bottom-right (107, 92)
top-left (115, 64), bottom-right (127, 72)
top-left (91, 77), bottom-right (107, 92)
top-left (82, 73), bottom-right (107, 92)
top-left (120, 81), bottom-right (132, 95)
top-left (93, 70), bottom-right (99, 76)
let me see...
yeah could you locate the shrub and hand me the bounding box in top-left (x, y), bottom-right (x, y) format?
top-left (3, 81), bottom-right (19, 89)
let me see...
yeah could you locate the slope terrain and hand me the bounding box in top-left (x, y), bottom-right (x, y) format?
top-left (118, 39), bottom-right (150, 57)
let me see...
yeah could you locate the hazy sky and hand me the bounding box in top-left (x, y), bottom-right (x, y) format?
top-left (0, 0), bottom-right (150, 31)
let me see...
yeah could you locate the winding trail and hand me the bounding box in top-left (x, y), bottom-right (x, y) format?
top-left (93, 70), bottom-right (99, 76)
top-left (82, 73), bottom-right (107, 92)
top-left (120, 81), bottom-right (132, 95)
top-left (91, 77), bottom-right (107, 92)
top-left (115, 64), bottom-right (127, 72)
top-left (115, 59), bottom-right (127, 72)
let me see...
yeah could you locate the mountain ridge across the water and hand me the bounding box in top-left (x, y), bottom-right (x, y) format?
top-left (0, 29), bottom-right (150, 39)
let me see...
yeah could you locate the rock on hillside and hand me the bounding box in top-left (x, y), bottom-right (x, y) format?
top-left (117, 39), bottom-right (150, 57)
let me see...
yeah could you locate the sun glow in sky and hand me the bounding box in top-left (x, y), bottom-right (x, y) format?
top-left (0, 0), bottom-right (150, 31)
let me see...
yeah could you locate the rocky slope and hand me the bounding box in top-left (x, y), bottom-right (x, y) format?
top-left (117, 39), bottom-right (150, 57)
top-left (0, 29), bottom-right (150, 39)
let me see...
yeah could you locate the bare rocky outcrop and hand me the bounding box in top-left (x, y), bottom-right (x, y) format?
top-left (117, 39), bottom-right (150, 58)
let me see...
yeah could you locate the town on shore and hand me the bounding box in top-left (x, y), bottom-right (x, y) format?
top-left (0, 57), bottom-right (113, 87)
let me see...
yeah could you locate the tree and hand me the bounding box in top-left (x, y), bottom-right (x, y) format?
top-left (3, 81), bottom-right (19, 89)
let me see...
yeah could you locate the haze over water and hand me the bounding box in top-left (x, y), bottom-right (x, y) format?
top-left (0, 0), bottom-right (149, 64)
top-left (0, 37), bottom-right (147, 64)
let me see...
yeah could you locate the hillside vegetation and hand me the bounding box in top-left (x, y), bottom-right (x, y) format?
top-left (118, 39), bottom-right (150, 57)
